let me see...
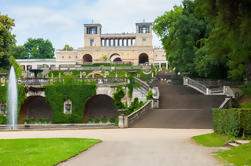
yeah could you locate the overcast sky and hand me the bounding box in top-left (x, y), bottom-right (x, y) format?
top-left (0, 0), bottom-right (183, 49)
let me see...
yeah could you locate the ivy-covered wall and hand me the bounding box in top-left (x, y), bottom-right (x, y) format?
top-left (45, 80), bottom-right (96, 123)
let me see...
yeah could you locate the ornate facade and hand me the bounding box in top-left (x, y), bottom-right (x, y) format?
top-left (18, 21), bottom-right (168, 71)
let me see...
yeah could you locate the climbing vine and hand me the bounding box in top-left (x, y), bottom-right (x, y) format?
top-left (45, 79), bottom-right (96, 123)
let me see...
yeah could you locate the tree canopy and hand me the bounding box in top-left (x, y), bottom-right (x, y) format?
top-left (0, 14), bottom-right (22, 77)
top-left (63, 44), bottom-right (73, 51)
top-left (21, 38), bottom-right (55, 59)
top-left (154, 0), bottom-right (251, 80)
top-left (0, 14), bottom-right (15, 72)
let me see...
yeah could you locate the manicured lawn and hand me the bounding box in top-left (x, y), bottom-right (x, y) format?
top-left (192, 133), bottom-right (230, 147)
top-left (0, 138), bottom-right (101, 166)
top-left (217, 142), bottom-right (251, 166)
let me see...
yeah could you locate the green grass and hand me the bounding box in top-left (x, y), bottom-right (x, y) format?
top-left (241, 102), bottom-right (251, 108)
top-left (217, 142), bottom-right (251, 166)
top-left (192, 133), bottom-right (231, 147)
top-left (0, 138), bottom-right (101, 166)
top-left (238, 82), bottom-right (251, 97)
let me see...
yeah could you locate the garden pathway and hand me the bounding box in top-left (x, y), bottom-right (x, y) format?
top-left (0, 129), bottom-right (221, 166)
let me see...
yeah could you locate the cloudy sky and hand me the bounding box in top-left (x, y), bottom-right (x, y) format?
top-left (0, 0), bottom-right (183, 49)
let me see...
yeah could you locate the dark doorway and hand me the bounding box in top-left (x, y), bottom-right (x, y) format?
top-left (83, 95), bottom-right (117, 123)
top-left (83, 54), bottom-right (93, 63)
top-left (139, 53), bottom-right (149, 64)
top-left (19, 96), bottom-right (52, 124)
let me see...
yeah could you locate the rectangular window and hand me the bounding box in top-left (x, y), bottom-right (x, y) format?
top-left (142, 38), bottom-right (146, 45)
top-left (139, 26), bottom-right (150, 33)
top-left (90, 39), bottom-right (94, 46)
top-left (87, 27), bottom-right (97, 34)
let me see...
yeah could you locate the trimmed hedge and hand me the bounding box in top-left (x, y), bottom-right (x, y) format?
top-left (45, 80), bottom-right (96, 123)
top-left (213, 108), bottom-right (251, 137)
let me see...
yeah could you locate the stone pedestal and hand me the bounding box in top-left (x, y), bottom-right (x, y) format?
top-left (151, 99), bottom-right (159, 109)
top-left (118, 115), bottom-right (128, 128)
top-left (118, 109), bottom-right (128, 128)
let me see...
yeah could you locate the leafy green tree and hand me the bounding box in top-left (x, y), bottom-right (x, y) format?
top-left (9, 45), bottom-right (26, 59)
top-left (63, 44), bottom-right (73, 51)
top-left (153, 0), bottom-right (229, 79)
top-left (23, 38), bottom-right (55, 59)
top-left (0, 14), bottom-right (16, 72)
top-left (205, 0), bottom-right (251, 80)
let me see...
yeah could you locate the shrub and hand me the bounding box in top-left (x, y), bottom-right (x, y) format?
top-left (0, 115), bottom-right (6, 124)
top-left (127, 98), bottom-right (145, 115)
top-left (109, 117), bottom-right (115, 123)
top-left (87, 118), bottom-right (93, 123)
top-left (101, 117), bottom-right (107, 123)
top-left (94, 118), bottom-right (100, 123)
top-left (146, 89), bottom-right (153, 100)
top-left (37, 119), bottom-right (42, 124)
top-left (29, 118), bottom-right (35, 124)
top-left (115, 117), bottom-right (119, 125)
top-left (41, 118), bottom-right (48, 124)
top-left (23, 118), bottom-right (29, 124)
top-left (113, 86), bottom-right (125, 109)
top-left (240, 109), bottom-right (251, 136)
top-left (213, 108), bottom-right (251, 137)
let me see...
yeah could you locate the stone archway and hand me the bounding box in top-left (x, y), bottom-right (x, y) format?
top-left (83, 94), bottom-right (117, 123)
top-left (83, 54), bottom-right (93, 63)
top-left (139, 53), bottom-right (149, 64)
top-left (19, 96), bottom-right (52, 124)
top-left (110, 53), bottom-right (122, 62)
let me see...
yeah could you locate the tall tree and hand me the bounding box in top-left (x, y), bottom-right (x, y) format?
top-left (153, 0), bottom-right (229, 79)
top-left (0, 14), bottom-right (16, 72)
top-left (206, 0), bottom-right (251, 80)
top-left (23, 38), bottom-right (55, 59)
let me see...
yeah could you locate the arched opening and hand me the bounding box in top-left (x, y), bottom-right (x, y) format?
top-left (110, 53), bottom-right (122, 62)
top-left (83, 54), bottom-right (93, 63)
top-left (83, 95), bottom-right (117, 123)
top-left (113, 57), bottom-right (122, 62)
top-left (19, 96), bottom-right (52, 124)
top-left (138, 53), bottom-right (149, 64)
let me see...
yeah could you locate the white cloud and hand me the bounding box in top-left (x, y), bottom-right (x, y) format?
top-left (6, 0), bottom-right (183, 49)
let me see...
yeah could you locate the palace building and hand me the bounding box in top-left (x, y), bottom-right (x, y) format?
top-left (17, 21), bottom-right (168, 71)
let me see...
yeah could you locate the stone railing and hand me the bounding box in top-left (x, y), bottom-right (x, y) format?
top-left (134, 77), bottom-right (150, 91)
top-left (219, 97), bottom-right (232, 109)
top-left (183, 77), bottom-right (224, 95)
top-left (127, 100), bottom-right (152, 126)
top-left (18, 77), bottom-right (128, 86)
top-left (18, 78), bottom-right (49, 86)
top-left (52, 65), bottom-right (152, 71)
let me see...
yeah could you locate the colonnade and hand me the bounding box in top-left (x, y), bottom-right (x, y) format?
top-left (101, 38), bottom-right (135, 47)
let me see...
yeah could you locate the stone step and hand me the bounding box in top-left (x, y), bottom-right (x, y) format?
top-left (235, 140), bottom-right (250, 145)
top-left (228, 143), bottom-right (239, 147)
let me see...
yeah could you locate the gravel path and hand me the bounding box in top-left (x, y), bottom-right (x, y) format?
top-left (0, 129), bottom-right (221, 166)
